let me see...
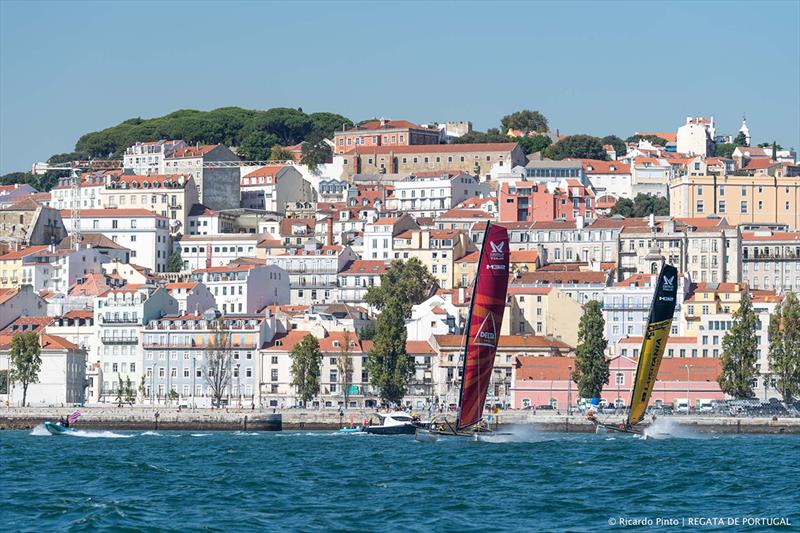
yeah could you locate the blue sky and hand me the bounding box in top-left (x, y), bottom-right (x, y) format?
top-left (1, 0), bottom-right (798, 174)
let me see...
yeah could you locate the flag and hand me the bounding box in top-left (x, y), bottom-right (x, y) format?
top-left (68, 411), bottom-right (81, 424)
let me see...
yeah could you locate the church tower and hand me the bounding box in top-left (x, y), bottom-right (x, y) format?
top-left (739, 115), bottom-right (751, 146)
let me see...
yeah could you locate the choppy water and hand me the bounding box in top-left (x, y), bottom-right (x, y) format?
top-left (1, 424), bottom-right (798, 532)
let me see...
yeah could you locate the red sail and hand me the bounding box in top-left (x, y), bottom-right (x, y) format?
top-left (457, 224), bottom-right (510, 430)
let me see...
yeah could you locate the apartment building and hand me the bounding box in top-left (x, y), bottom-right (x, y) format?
top-left (46, 310), bottom-right (101, 402)
top-left (240, 165), bottom-right (314, 214)
top-left (61, 209), bottom-right (170, 272)
top-left (741, 230), bottom-right (800, 292)
top-left (100, 174), bottom-right (198, 234)
top-left (266, 244), bottom-right (358, 305)
top-left (123, 140), bottom-right (187, 175)
top-left (0, 198), bottom-right (67, 246)
top-left (502, 286), bottom-right (582, 346)
top-left (392, 228), bottom-right (472, 289)
top-left (363, 214), bottom-right (419, 261)
top-left (510, 269), bottom-right (612, 305)
top-left (20, 247), bottom-right (110, 294)
top-left (50, 171), bottom-right (116, 210)
top-left (193, 264), bottom-right (290, 314)
top-left (579, 159), bottom-right (632, 200)
top-left (95, 285), bottom-right (178, 402)
top-left (142, 312), bottom-right (275, 407)
top-left (176, 234), bottom-right (263, 271)
top-left (669, 171), bottom-right (800, 229)
top-left (338, 260), bottom-right (390, 305)
top-left (498, 179), bottom-right (595, 222)
top-left (390, 172), bottom-right (484, 218)
top-left (165, 281), bottom-right (216, 315)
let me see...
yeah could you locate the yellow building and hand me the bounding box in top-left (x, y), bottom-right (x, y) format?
top-left (682, 282), bottom-right (744, 336)
top-left (669, 171), bottom-right (800, 228)
top-left (393, 229), bottom-right (474, 289)
top-left (0, 245), bottom-right (48, 288)
top-left (501, 286), bottom-right (582, 347)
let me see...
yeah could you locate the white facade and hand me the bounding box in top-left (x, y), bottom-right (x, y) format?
top-left (21, 248), bottom-right (110, 295)
top-left (123, 140), bottom-right (187, 175)
top-left (47, 312), bottom-right (101, 403)
top-left (61, 209), bottom-right (170, 273)
top-left (176, 235), bottom-right (262, 272)
top-left (676, 116), bottom-right (715, 156)
top-left (405, 295), bottom-right (461, 341)
top-left (194, 264), bottom-right (290, 315)
top-left (1, 338), bottom-right (86, 407)
top-left (390, 172), bottom-right (484, 218)
top-left (165, 281), bottom-right (216, 315)
top-left (240, 166), bottom-right (315, 214)
top-left (266, 245), bottom-right (358, 305)
top-left (95, 286), bottom-right (178, 402)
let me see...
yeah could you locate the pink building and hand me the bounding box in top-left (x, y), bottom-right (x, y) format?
top-left (498, 180), bottom-right (595, 223)
top-left (512, 355), bottom-right (723, 411)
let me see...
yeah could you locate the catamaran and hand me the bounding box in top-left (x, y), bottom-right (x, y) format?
top-left (591, 264), bottom-right (679, 435)
top-left (415, 222), bottom-right (510, 441)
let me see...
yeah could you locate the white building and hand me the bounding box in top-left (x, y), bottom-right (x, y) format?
top-left (193, 264), bottom-right (290, 315)
top-left (95, 285), bottom-right (178, 402)
top-left (60, 208), bottom-right (170, 273)
top-left (676, 116), bottom-right (715, 157)
top-left (176, 234), bottom-right (263, 272)
top-left (390, 172), bottom-right (484, 218)
top-left (21, 247), bottom-right (110, 295)
top-left (165, 281), bottom-right (216, 315)
top-left (0, 334), bottom-right (86, 407)
top-left (405, 295), bottom-right (461, 341)
top-left (123, 140), bottom-right (187, 176)
top-left (240, 165), bottom-right (315, 214)
top-left (162, 144), bottom-right (241, 210)
top-left (363, 214), bottom-right (419, 260)
top-left (580, 159), bottom-right (633, 200)
top-left (266, 244), bottom-right (358, 305)
top-left (50, 171), bottom-right (112, 210)
top-left (338, 260), bottom-right (390, 305)
top-left (46, 310), bottom-right (101, 403)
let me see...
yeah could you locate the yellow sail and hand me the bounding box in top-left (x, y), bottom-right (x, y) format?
top-left (626, 264), bottom-right (678, 427)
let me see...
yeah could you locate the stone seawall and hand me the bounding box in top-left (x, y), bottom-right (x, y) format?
top-left (1, 407), bottom-right (799, 434)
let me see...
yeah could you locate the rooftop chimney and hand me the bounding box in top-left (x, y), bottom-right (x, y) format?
top-left (576, 215), bottom-right (585, 230)
top-left (648, 213), bottom-right (656, 228)
top-left (326, 217), bottom-right (334, 246)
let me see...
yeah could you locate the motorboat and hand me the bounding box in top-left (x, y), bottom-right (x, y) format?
top-left (364, 413), bottom-right (418, 435)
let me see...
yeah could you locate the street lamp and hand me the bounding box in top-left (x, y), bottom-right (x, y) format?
top-left (236, 363), bottom-right (241, 409)
top-left (568, 365), bottom-right (572, 416)
top-left (151, 363), bottom-right (157, 406)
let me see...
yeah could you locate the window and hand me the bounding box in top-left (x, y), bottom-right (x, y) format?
top-left (696, 200), bottom-right (704, 213)
top-left (741, 201), bottom-right (748, 214)
top-left (718, 200), bottom-right (726, 213)
top-left (615, 372), bottom-right (624, 385)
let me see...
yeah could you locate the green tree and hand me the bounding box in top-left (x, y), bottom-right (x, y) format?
top-left (452, 130), bottom-right (513, 144)
top-left (300, 133), bottom-right (332, 172)
top-left (358, 322), bottom-right (376, 341)
top-left (571, 301), bottom-right (609, 399)
top-left (0, 369), bottom-right (8, 395)
top-left (626, 134), bottom-right (667, 146)
top-left (516, 134), bottom-right (552, 155)
top-left (309, 112), bottom-right (353, 138)
top-left (167, 250), bottom-right (183, 272)
top-left (500, 110), bottom-right (549, 134)
top-left (544, 135), bottom-right (607, 160)
top-left (290, 334), bottom-right (322, 406)
top-left (9, 332), bottom-right (42, 407)
top-left (610, 194), bottom-right (669, 217)
top-left (757, 141), bottom-right (783, 150)
top-left (138, 375), bottom-right (146, 403)
top-left (609, 197), bottom-right (634, 217)
top-left (600, 135), bottom-right (627, 157)
top-left (768, 292), bottom-right (800, 401)
top-left (125, 376), bottom-right (136, 405)
top-left (367, 301), bottom-right (412, 405)
top-left (719, 292), bottom-right (759, 398)
top-left (364, 258), bottom-right (437, 316)
top-left (269, 145), bottom-right (294, 161)
top-left (115, 375), bottom-right (125, 407)
top-left (733, 131), bottom-right (749, 147)
top-left (237, 131), bottom-right (279, 160)
top-left (715, 143), bottom-right (737, 159)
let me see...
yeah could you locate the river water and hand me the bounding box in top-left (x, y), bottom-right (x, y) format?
top-left (1, 424), bottom-right (797, 531)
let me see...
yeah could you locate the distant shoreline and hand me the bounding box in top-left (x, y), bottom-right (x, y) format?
top-left (2, 407), bottom-right (799, 434)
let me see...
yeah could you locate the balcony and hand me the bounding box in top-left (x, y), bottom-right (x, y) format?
top-left (101, 336), bottom-right (139, 345)
top-left (100, 317), bottom-right (140, 325)
top-left (602, 303), bottom-right (650, 311)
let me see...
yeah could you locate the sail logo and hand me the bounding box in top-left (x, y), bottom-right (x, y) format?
top-left (663, 275), bottom-right (675, 292)
top-left (473, 312), bottom-right (498, 348)
top-left (489, 240), bottom-right (506, 262)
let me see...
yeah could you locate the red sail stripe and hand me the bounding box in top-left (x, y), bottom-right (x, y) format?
top-left (457, 224), bottom-right (510, 430)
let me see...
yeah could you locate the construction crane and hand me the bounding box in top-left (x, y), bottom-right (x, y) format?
top-left (32, 158), bottom-right (295, 253)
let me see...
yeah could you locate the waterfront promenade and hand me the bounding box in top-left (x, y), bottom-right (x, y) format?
top-left (2, 406), bottom-right (799, 433)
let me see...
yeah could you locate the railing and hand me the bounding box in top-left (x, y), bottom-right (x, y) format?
top-left (101, 336), bottom-right (139, 344)
top-left (100, 317), bottom-right (140, 325)
top-left (602, 303), bottom-right (650, 311)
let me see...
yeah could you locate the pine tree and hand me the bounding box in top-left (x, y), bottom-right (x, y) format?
top-left (572, 301), bottom-right (609, 399)
top-left (367, 300), bottom-right (413, 405)
top-left (768, 292), bottom-right (800, 401)
top-left (719, 292), bottom-right (759, 398)
top-left (290, 334), bottom-right (322, 406)
top-left (167, 250), bottom-right (183, 272)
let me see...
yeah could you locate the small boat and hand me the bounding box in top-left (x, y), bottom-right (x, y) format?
top-left (337, 426), bottom-right (363, 434)
top-left (44, 421), bottom-right (77, 435)
top-left (364, 413), bottom-right (418, 435)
